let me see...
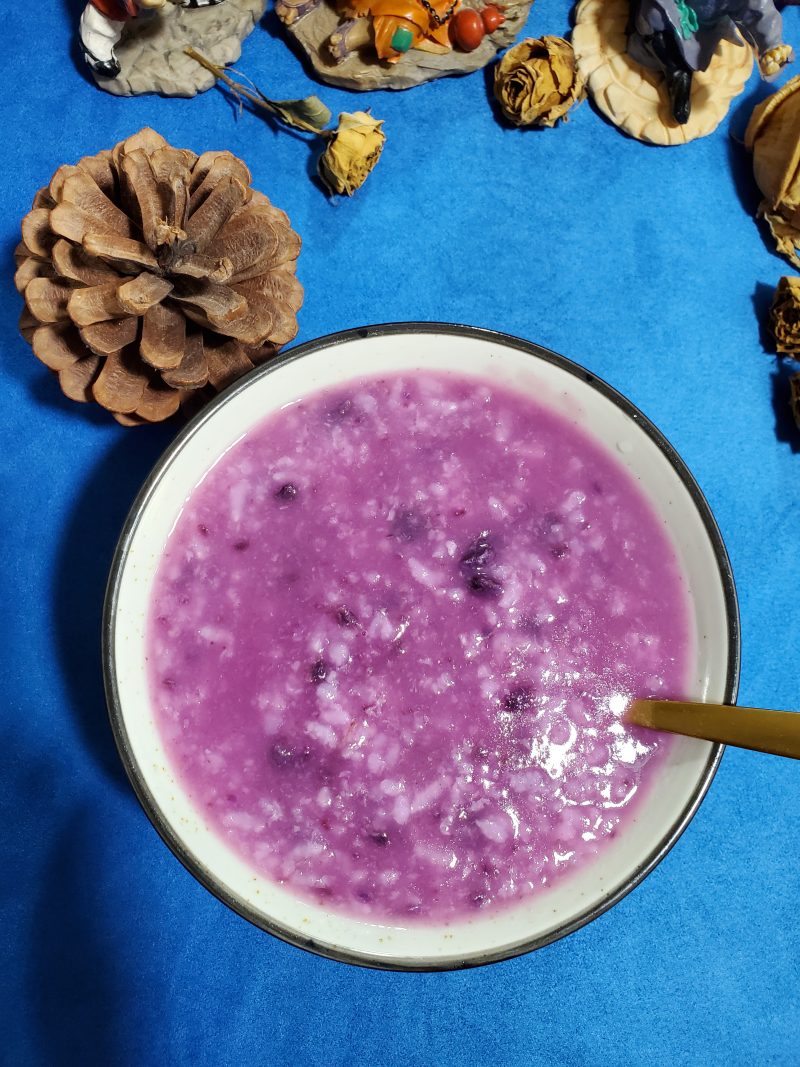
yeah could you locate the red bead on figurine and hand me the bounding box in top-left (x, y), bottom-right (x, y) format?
top-left (481, 4), bottom-right (504, 32)
top-left (451, 8), bottom-right (485, 51)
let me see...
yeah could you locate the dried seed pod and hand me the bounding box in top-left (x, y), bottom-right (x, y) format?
top-left (17, 128), bottom-right (303, 425)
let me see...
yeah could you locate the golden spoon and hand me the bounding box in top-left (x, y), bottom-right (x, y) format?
top-left (627, 700), bottom-right (800, 759)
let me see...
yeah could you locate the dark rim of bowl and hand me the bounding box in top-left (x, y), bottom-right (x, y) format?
top-left (103, 322), bottom-right (740, 972)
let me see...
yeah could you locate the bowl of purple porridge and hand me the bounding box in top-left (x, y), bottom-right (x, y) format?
top-left (104, 323), bottom-right (739, 970)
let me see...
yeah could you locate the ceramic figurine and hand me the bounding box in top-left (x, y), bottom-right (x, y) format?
top-left (275, 0), bottom-right (531, 91)
top-left (573, 0), bottom-right (788, 145)
top-left (323, 1), bottom-right (505, 63)
top-left (327, 0), bottom-right (453, 65)
top-left (628, 1), bottom-right (792, 123)
top-left (326, 0), bottom-right (461, 65)
top-left (80, 0), bottom-right (227, 79)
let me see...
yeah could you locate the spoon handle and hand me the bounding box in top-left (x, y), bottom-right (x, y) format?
top-left (628, 700), bottom-right (800, 759)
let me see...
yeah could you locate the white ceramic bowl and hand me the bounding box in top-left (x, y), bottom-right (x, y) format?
top-left (103, 324), bottom-right (739, 970)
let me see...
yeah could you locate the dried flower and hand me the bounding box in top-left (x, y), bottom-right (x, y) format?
top-left (186, 51), bottom-right (385, 197)
top-left (186, 49), bottom-right (332, 135)
top-left (770, 276), bottom-right (800, 356)
top-left (744, 74), bottom-right (800, 269)
top-left (494, 36), bottom-right (584, 128)
top-left (318, 113), bottom-right (386, 197)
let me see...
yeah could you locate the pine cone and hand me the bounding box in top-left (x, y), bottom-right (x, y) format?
top-left (15, 128), bottom-right (303, 425)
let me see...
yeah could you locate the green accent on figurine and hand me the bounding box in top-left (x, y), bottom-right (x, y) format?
top-left (390, 26), bottom-right (414, 52)
top-left (675, 0), bottom-right (699, 39)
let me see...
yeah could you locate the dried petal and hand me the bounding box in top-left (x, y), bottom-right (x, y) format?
top-left (50, 166), bottom-right (83, 204)
top-left (80, 317), bottom-right (140, 356)
top-left (14, 254), bottom-right (54, 294)
top-left (149, 146), bottom-right (195, 186)
top-left (83, 232), bottom-right (158, 273)
top-left (68, 283), bottom-right (127, 326)
top-left (745, 75), bottom-right (800, 268)
top-left (165, 179), bottom-right (190, 235)
top-left (171, 278), bottom-right (247, 326)
top-left (204, 336), bottom-right (253, 390)
top-left (119, 149), bottom-right (163, 250)
top-left (21, 208), bottom-right (56, 258)
top-left (233, 272), bottom-right (303, 344)
top-left (247, 267), bottom-right (304, 313)
top-left (190, 150), bottom-right (252, 204)
top-left (32, 187), bottom-right (55, 211)
top-left (114, 412), bottom-right (149, 427)
top-left (207, 287), bottom-right (274, 345)
top-left (31, 323), bottom-right (86, 370)
top-left (25, 277), bottom-right (73, 323)
top-left (150, 146), bottom-right (194, 230)
top-left (244, 341), bottom-right (278, 366)
top-left (169, 253), bottom-right (233, 282)
top-left (116, 273), bottom-right (174, 315)
top-left (134, 380), bottom-right (183, 422)
top-left (161, 331), bottom-right (209, 388)
top-left (77, 152), bottom-right (116, 198)
top-left (92, 348), bottom-right (149, 413)
top-left (156, 144), bottom-right (196, 172)
top-left (50, 203), bottom-right (109, 244)
top-left (140, 302), bottom-right (187, 370)
top-left (52, 239), bottom-right (116, 286)
top-left (60, 170), bottom-right (134, 239)
top-left (209, 210), bottom-right (301, 282)
top-left (185, 175), bottom-right (248, 252)
top-left (114, 127), bottom-right (168, 166)
top-left (19, 308), bottom-right (38, 341)
top-left (59, 353), bottom-right (102, 402)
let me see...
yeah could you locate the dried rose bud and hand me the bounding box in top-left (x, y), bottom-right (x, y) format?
top-left (318, 112), bottom-right (385, 197)
top-left (745, 74), bottom-right (800, 269)
top-left (770, 276), bottom-right (800, 356)
top-left (493, 36), bottom-right (585, 128)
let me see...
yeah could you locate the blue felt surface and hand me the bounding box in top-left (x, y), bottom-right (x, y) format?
top-left (2, 1), bottom-right (800, 1063)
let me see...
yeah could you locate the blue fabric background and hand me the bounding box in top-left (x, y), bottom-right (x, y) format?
top-left (2, 1), bottom-right (799, 1063)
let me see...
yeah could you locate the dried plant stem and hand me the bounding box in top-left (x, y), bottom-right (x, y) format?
top-left (183, 51), bottom-right (384, 196)
top-left (185, 48), bottom-right (326, 135)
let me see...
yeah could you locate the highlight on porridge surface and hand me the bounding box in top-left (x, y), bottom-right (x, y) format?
top-left (148, 371), bottom-right (691, 920)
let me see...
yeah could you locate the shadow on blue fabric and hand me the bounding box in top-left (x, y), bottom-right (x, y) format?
top-left (63, 0), bottom-right (100, 84)
top-left (769, 361), bottom-right (800, 451)
top-left (52, 429), bottom-right (174, 788)
top-left (31, 809), bottom-right (121, 1064)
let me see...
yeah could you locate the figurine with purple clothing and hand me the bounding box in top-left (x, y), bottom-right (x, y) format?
top-left (628, 0), bottom-right (792, 123)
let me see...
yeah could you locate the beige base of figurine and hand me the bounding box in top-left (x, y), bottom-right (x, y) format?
top-left (93, 0), bottom-right (266, 97)
top-left (572, 0), bottom-right (753, 146)
top-left (279, 0), bottom-right (531, 92)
